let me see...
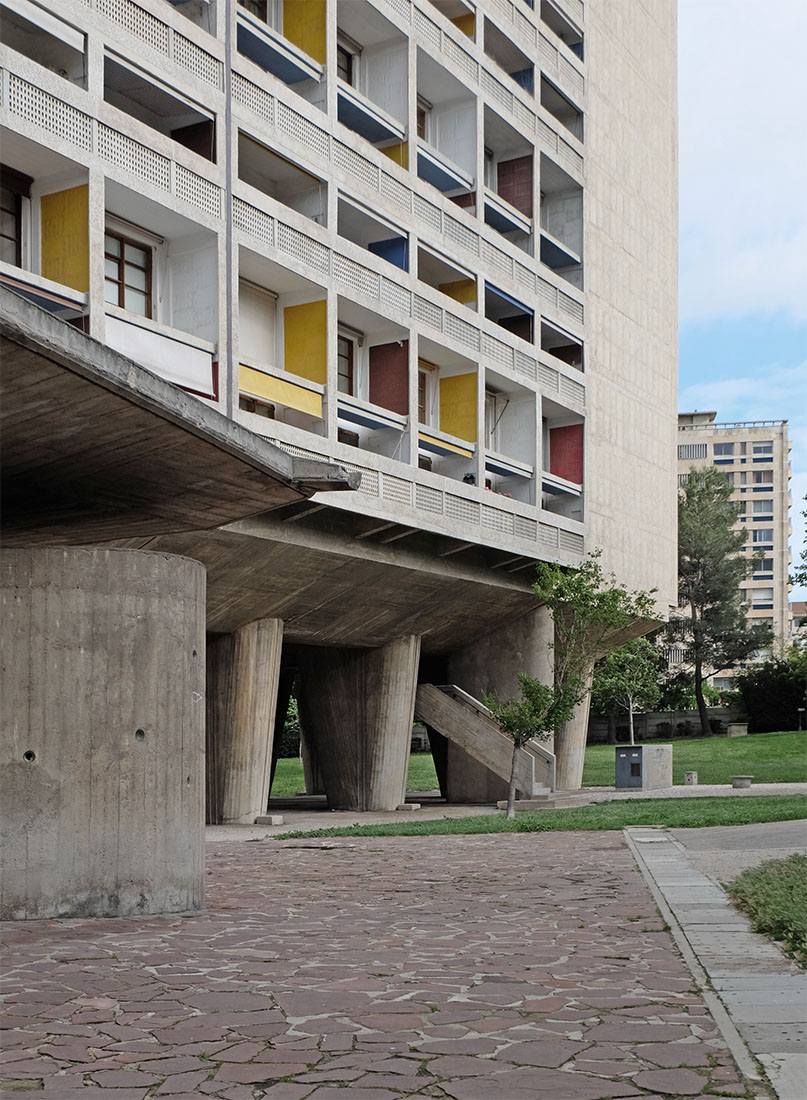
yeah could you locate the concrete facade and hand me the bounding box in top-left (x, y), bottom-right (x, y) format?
top-left (1, 0), bottom-right (678, 849)
top-left (677, 412), bottom-right (792, 688)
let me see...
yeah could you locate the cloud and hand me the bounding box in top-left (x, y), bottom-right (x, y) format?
top-left (680, 360), bottom-right (807, 598)
top-left (678, 0), bottom-right (807, 324)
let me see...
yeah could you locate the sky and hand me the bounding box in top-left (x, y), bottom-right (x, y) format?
top-left (677, 0), bottom-right (807, 600)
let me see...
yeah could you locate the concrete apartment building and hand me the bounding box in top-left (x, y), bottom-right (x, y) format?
top-left (1, 0), bottom-right (677, 917)
top-left (677, 412), bottom-right (792, 689)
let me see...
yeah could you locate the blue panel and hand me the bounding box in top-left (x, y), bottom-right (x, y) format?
top-left (484, 282), bottom-right (533, 316)
top-left (510, 67), bottom-right (534, 94)
top-left (417, 151), bottom-right (467, 193)
top-left (337, 94), bottom-right (401, 144)
top-left (237, 24), bottom-right (311, 84)
top-left (368, 237), bottom-right (408, 271)
top-left (484, 200), bottom-right (525, 236)
top-left (540, 234), bottom-right (577, 270)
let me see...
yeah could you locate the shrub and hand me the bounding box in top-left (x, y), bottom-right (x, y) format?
top-left (736, 650), bottom-right (807, 732)
top-left (725, 854), bottom-right (807, 967)
top-left (277, 695), bottom-right (301, 758)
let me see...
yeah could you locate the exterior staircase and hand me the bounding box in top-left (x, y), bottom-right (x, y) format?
top-left (415, 683), bottom-right (555, 798)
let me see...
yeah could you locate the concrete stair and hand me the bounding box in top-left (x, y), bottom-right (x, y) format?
top-left (415, 683), bottom-right (555, 798)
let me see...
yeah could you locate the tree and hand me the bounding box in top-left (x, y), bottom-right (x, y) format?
top-left (676, 466), bottom-right (774, 737)
top-left (735, 647), bottom-right (807, 732)
top-left (484, 674), bottom-right (573, 820)
top-left (793, 494), bottom-right (807, 589)
top-left (532, 551), bottom-right (658, 787)
top-left (590, 639), bottom-right (662, 745)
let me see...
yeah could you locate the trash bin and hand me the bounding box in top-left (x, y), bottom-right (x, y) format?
top-left (615, 744), bottom-right (673, 790)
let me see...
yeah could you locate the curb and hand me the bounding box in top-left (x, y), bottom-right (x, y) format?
top-left (623, 826), bottom-right (773, 1100)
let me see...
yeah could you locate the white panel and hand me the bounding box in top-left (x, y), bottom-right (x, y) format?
top-left (105, 315), bottom-right (215, 397)
top-left (239, 282), bottom-right (277, 368)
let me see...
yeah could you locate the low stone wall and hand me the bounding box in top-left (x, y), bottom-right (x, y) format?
top-left (588, 706), bottom-right (745, 744)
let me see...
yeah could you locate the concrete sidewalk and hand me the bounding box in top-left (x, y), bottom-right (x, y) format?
top-left (1, 830), bottom-right (765, 1100)
top-left (627, 821), bottom-right (807, 1100)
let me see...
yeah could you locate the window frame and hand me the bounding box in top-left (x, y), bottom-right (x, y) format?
top-left (0, 165), bottom-right (33, 268)
top-left (104, 226), bottom-right (153, 319)
top-left (337, 332), bottom-right (356, 396)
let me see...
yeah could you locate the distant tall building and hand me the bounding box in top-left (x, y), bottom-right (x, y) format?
top-left (677, 412), bottom-right (792, 688)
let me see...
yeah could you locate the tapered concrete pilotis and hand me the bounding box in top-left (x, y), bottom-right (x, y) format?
top-left (206, 618), bottom-right (283, 824)
top-left (443, 608), bottom-right (554, 801)
top-left (299, 636), bottom-right (421, 810)
top-left (0, 548), bottom-right (205, 919)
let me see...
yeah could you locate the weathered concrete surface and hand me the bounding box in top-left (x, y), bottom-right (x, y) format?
top-left (299, 637), bottom-right (421, 811)
top-left (206, 619), bottom-right (284, 825)
top-left (0, 832), bottom-right (755, 1098)
top-left (0, 548), bottom-right (205, 919)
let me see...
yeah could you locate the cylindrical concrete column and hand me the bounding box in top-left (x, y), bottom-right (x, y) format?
top-left (0, 548), bottom-right (205, 920)
top-left (206, 618), bottom-right (283, 824)
top-left (553, 662), bottom-right (595, 790)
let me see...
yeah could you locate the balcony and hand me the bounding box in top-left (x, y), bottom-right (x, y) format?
top-left (105, 307), bottom-right (217, 399)
top-left (0, 264), bottom-right (86, 326)
top-left (337, 84), bottom-right (405, 147)
top-left (236, 4), bottom-right (322, 85)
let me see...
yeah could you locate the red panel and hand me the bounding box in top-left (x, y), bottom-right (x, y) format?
top-left (497, 155), bottom-right (533, 217)
top-left (550, 424), bottom-right (583, 484)
top-left (369, 340), bottom-right (409, 415)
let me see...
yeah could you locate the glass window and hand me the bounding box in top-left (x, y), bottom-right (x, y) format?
top-left (336, 43), bottom-right (353, 84)
top-left (104, 228), bottom-right (152, 318)
top-left (337, 334), bottom-right (354, 395)
top-left (753, 470), bottom-right (773, 484)
top-left (238, 0), bottom-right (268, 21)
top-left (753, 441), bottom-right (773, 454)
top-left (753, 499), bottom-right (773, 514)
top-left (752, 529), bottom-right (773, 543)
top-left (0, 166), bottom-right (32, 267)
top-left (713, 442), bottom-right (734, 455)
top-left (418, 370), bottom-right (427, 424)
top-left (753, 557), bottom-right (774, 573)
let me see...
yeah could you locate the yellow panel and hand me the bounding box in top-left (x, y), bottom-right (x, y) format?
top-left (283, 0), bottom-right (326, 63)
top-left (240, 365), bottom-right (322, 418)
top-left (380, 142), bottom-right (408, 170)
top-left (418, 431), bottom-right (473, 458)
top-left (284, 300), bottom-right (327, 384)
top-left (439, 372), bottom-right (477, 443)
top-left (40, 184), bottom-right (89, 293)
top-left (439, 278), bottom-right (476, 306)
top-left (452, 13), bottom-right (475, 38)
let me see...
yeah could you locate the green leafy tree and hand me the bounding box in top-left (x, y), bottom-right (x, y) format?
top-left (735, 647), bottom-right (807, 732)
top-left (484, 674), bottom-right (573, 820)
top-left (591, 638), bottom-right (662, 745)
top-left (676, 466), bottom-right (774, 737)
top-left (532, 551), bottom-right (658, 786)
top-left (793, 494), bottom-right (807, 589)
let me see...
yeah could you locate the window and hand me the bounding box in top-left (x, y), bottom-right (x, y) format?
top-left (416, 97), bottom-right (431, 140)
top-left (337, 334), bottom-right (354, 395)
top-left (336, 33), bottom-right (360, 86)
top-left (753, 499), bottom-right (773, 515)
top-left (752, 529), bottom-right (773, 543)
top-left (751, 588), bottom-right (774, 605)
top-left (238, 0), bottom-right (268, 20)
top-left (753, 441), bottom-right (773, 454)
top-left (752, 470), bottom-right (773, 485)
top-left (417, 358), bottom-right (436, 424)
top-left (0, 166), bottom-right (32, 267)
top-left (722, 472), bottom-right (735, 487)
top-left (713, 442), bottom-right (734, 456)
top-left (104, 229), bottom-right (152, 318)
top-left (418, 369), bottom-right (427, 424)
top-left (678, 442), bottom-right (707, 459)
top-left (239, 395), bottom-right (274, 418)
top-left (753, 557), bottom-right (774, 574)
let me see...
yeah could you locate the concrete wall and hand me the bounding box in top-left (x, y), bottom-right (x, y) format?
top-left (0, 548), bottom-right (206, 919)
top-left (584, 0), bottom-right (679, 611)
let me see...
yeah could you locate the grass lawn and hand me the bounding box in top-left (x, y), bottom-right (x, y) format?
top-left (583, 730), bottom-right (807, 787)
top-left (270, 753), bottom-right (440, 798)
top-left (276, 795), bottom-right (807, 839)
top-left (272, 730), bottom-right (806, 798)
top-left (725, 854), bottom-right (807, 967)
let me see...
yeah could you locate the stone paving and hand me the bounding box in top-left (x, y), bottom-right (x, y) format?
top-left (1, 833), bottom-right (760, 1099)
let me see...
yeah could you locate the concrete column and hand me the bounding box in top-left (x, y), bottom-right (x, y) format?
top-left (300, 724), bottom-right (325, 795)
top-left (299, 636), bottom-right (421, 810)
top-left (0, 548), bottom-right (205, 920)
top-left (554, 662), bottom-right (595, 790)
top-left (206, 618), bottom-right (283, 824)
top-left (445, 606), bottom-right (553, 802)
